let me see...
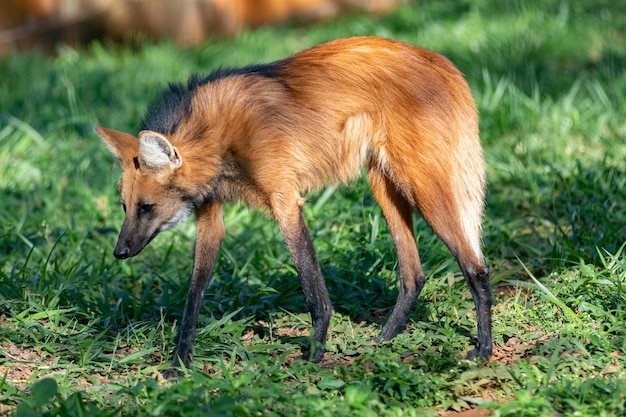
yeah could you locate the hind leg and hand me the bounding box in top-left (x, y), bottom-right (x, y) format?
top-left (419, 201), bottom-right (492, 359)
top-left (458, 253), bottom-right (492, 359)
top-left (368, 168), bottom-right (426, 341)
top-left (369, 164), bottom-right (492, 359)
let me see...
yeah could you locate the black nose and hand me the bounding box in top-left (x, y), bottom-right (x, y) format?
top-left (114, 246), bottom-right (130, 259)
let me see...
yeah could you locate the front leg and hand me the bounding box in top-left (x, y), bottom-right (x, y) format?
top-left (164, 202), bottom-right (224, 377)
top-left (273, 199), bottom-right (333, 362)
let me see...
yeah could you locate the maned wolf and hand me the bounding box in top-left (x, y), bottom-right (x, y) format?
top-left (96, 36), bottom-right (492, 376)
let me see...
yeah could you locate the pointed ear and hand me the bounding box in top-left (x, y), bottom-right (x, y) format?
top-left (95, 126), bottom-right (139, 168)
top-left (138, 131), bottom-right (183, 170)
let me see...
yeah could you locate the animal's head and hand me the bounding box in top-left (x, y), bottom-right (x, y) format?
top-left (96, 126), bottom-right (193, 259)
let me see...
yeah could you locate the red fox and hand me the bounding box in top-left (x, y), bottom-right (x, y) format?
top-left (96, 36), bottom-right (492, 376)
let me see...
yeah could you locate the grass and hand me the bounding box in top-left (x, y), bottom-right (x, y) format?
top-left (1, 0), bottom-right (625, 415)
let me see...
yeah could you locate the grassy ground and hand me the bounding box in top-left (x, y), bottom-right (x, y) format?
top-left (1, 0), bottom-right (625, 415)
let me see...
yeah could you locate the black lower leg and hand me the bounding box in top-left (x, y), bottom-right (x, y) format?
top-left (282, 207), bottom-right (333, 362)
top-left (170, 269), bottom-right (212, 367)
top-left (377, 271), bottom-right (425, 342)
top-left (165, 203), bottom-right (223, 377)
top-left (298, 264), bottom-right (333, 361)
top-left (464, 265), bottom-right (492, 359)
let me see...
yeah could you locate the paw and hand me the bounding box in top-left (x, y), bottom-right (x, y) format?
top-left (300, 345), bottom-right (325, 362)
top-left (465, 346), bottom-right (492, 360)
top-left (162, 367), bottom-right (184, 379)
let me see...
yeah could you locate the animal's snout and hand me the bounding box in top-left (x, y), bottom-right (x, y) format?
top-left (114, 245), bottom-right (130, 259)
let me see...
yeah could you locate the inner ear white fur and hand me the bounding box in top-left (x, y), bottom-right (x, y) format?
top-left (138, 131), bottom-right (182, 169)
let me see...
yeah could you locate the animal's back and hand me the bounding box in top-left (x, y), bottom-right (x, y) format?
top-left (275, 36), bottom-right (481, 173)
top-left (280, 36), bottom-right (477, 127)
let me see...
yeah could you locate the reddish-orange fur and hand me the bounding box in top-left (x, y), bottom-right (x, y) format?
top-left (96, 36), bottom-right (491, 376)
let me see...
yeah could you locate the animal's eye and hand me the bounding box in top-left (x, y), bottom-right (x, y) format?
top-left (138, 203), bottom-right (154, 216)
top-left (121, 201), bottom-right (127, 213)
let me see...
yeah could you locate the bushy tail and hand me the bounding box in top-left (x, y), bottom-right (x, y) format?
top-left (450, 130), bottom-right (487, 262)
top-left (377, 113), bottom-right (486, 265)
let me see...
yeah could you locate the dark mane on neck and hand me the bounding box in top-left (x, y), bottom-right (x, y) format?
top-left (139, 62), bottom-right (286, 135)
